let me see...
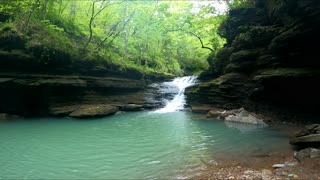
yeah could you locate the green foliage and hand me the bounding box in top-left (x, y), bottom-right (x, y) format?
top-left (25, 20), bottom-right (76, 60)
top-left (218, 0), bottom-right (255, 43)
top-left (0, 0), bottom-right (228, 76)
top-left (226, 0), bottom-right (255, 10)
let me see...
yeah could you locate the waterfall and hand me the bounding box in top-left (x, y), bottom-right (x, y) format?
top-left (155, 76), bottom-right (197, 113)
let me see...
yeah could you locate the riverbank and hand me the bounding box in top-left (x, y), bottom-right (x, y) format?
top-left (190, 111), bottom-right (320, 179)
top-left (195, 152), bottom-right (320, 179)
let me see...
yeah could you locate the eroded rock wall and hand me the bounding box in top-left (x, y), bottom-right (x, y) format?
top-left (186, 0), bottom-right (320, 121)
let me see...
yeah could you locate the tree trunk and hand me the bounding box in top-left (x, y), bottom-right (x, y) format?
top-left (25, 0), bottom-right (41, 31)
top-left (42, 0), bottom-right (48, 19)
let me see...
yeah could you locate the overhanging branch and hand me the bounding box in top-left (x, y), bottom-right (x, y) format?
top-left (167, 28), bottom-right (214, 52)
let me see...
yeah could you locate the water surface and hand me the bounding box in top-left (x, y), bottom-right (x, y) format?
top-left (0, 111), bottom-right (292, 179)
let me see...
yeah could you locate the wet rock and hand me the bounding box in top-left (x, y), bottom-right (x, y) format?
top-left (121, 104), bottom-right (143, 111)
top-left (191, 105), bottom-right (213, 114)
top-left (143, 103), bottom-right (161, 110)
top-left (0, 113), bottom-right (22, 121)
top-left (290, 124), bottom-right (320, 147)
top-left (206, 108), bottom-right (225, 119)
top-left (69, 104), bottom-right (119, 118)
top-left (49, 105), bottom-right (79, 116)
top-left (225, 108), bottom-right (268, 126)
top-left (290, 134), bottom-right (320, 147)
top-left (294, 148), bottom-right (320, 162)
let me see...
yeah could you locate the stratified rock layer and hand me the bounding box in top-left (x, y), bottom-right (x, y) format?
top-left (186, 0), bottom-right (320, 122)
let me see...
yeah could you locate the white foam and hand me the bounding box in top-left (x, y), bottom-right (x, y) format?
top-left (155, 76), bottom-right (197, 113)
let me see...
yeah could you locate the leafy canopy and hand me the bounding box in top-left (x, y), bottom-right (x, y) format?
top-left (0, 0), bottom-right (227, 76)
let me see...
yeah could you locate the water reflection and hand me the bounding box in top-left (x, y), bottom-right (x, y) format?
top-left (224, 121), bottom-right (267, 132)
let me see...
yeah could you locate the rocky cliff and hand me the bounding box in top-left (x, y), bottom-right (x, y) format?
top-left (186, 0), bottom-right (320, 122)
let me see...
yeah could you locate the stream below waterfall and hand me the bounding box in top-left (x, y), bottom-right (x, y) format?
top-left (0, 76), bottom-right (294, 179)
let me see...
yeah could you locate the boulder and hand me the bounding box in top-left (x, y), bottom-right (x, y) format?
top-left (206, 108), bottom-right (225, 119)
top-left (294, 148), bottom-right (320, 162)
top-left (224, 108), bottom-right (268, 126)
top-left (69, 104), bottom-right (119, 118)
top-left (220, 109), bottom-right (239, 119)
top-left (290, 124), bottom-right (320, 147)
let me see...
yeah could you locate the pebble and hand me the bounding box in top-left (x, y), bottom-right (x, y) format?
top-left (288, 174), bottom-right (299, 178)
top-left (244, 170), bottom-right (254, 175)
top-left (272, 164), bottom-right (285, 168)
top-left (285, 161), bottom-right (298, 167)
top-left (275, 171), bottom-right (288, 176)
top-left (261, 169), bottom-right (273, 175)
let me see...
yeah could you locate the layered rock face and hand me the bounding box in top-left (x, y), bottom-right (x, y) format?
top-left (0, 73), bottom-right (162, 117)
top-left (186, 0), bottom-right (320, 121)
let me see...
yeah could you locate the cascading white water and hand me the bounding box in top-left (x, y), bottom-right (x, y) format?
top-left (155, 76), bottom-right (197, 113)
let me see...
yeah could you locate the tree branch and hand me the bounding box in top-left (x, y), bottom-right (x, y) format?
top-left (167, 28), bottom-right (214, 52)
top-left (83, 0), bottom-right (125, 52)
top-left (105, 10), bottom-right (136, 48)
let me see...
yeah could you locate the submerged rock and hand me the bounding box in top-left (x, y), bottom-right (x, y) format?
top-left (224, 108), bottom-right (268, 126)
top-left (69, 104), bottom-right (119, 118)
top-left (225, 121), bottom-right (266, 132)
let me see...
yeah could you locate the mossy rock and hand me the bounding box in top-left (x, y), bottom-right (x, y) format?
top-left (229, 49), bottom-right (262, 63)
top-left (254, 68), bottom-right (320, 80)
top-left (0, 24), bottom-right (25, 50)
top-left (232, 26), bottom-right (281, 50)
